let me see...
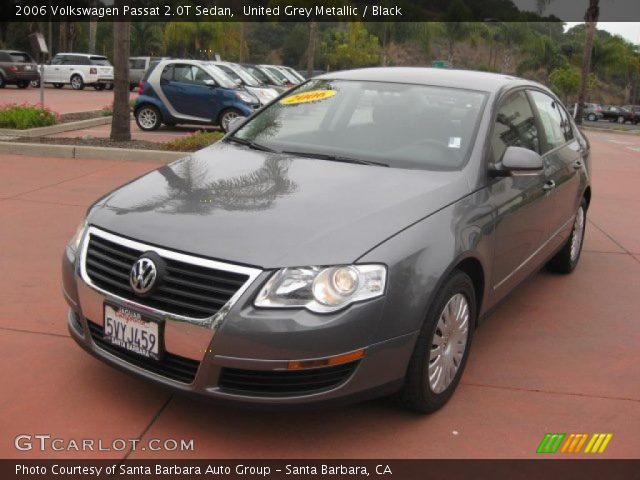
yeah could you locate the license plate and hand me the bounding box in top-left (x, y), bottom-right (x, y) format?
top-left (103, 305), bottom-right (161, 360)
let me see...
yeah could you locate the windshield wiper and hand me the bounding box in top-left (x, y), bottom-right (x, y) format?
top-left (282, 150), bottom-right (388, 167)
top-left (226, 136), bottom-right (276, 153)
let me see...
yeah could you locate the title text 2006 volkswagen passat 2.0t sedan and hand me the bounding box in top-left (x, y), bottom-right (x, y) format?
top-left (63, 68), bottom-right (591, 413)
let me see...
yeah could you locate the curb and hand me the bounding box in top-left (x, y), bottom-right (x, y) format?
top-left (0, 141), bottom-right (185, 163)
top-left (581, 126), bottom-right (640, 135)
top-left (0, 116), bottom-right (112, 138)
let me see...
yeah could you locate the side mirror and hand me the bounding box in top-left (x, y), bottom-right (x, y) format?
top-left (227, 116), bottom-right (247, 132)
top-left (204, 79), bottom-right (217, 88)
top-left (490, 146), bottom-right (543, 177)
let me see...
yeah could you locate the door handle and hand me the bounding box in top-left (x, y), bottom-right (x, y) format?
top-left (573, 160), bottom-right (584, 170)
top-left (543, 180), bottom-right (556, 191)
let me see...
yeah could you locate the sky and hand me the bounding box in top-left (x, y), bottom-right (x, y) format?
top-left (564, 22), bottom-right (640, 45)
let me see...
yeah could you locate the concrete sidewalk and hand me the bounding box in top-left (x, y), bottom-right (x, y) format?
top-left (0, 132), bottom-right (638, 459)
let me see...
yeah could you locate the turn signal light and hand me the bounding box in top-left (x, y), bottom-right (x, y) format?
top-left (287, 349), bottom-right (365, 370)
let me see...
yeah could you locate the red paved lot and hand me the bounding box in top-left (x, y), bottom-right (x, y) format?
top-left (0, 84), bottom-right (124, 114)
top-left (0, 131), bottom-right (639, 459)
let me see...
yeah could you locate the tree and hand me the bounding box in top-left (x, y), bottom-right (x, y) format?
top-left (440, 0), bottom-right (473, 65)
top-left (110, 21), bottom-right (131, 142)
top-left (575, 0), bottom-right (599, 125)
top-left (319, 23), bottom-right (381, 71)
top-left (549, 66), bottom-right (580, 104)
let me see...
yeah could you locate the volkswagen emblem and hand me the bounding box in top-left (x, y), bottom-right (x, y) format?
top-left (129, 257), bottom-right (157, 295)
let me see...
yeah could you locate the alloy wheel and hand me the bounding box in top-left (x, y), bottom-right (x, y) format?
top-left (221, 110), bottom-right (239, 131)
top-left (428, 293), bottom-right (470, 394)
top-left (570, 206), bottom-right (585, 263)
top-left (137, 108), bottom-right (158, 130)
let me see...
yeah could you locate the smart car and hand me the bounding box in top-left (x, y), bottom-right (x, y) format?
top-left (64, 68), bottom-right (591, 412)
top-left (134, 59), bottom-right (260, 132)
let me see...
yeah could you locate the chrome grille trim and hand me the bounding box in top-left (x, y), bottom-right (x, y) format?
top-left (79, 226), bottom-right (262, 329)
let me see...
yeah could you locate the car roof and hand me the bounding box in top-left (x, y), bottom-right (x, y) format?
top-left (55, 53), bottom-right (107, 58)
top-left (315, 67), bottom-right (542, 93)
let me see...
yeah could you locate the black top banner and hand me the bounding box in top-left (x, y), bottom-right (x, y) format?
top-left (5, 0), bottom-right (640, 22)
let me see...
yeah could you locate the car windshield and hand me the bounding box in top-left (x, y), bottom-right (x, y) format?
top-left (265, 66), bottom-right (289, 83)
top-left (90, 56), bottom-right (110, 66)
top-left (228, 65), bottom-right (261, 87)
top-left (10, 52), bottom-right (31, 63)
top-left (202, 64), bottom-right (237, 88)
top-left (231, 79), bottom-right (487, 171)
top-left (246, 65), bottom-right (282, 85)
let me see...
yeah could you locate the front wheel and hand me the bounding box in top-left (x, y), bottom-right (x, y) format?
top-left (546, 199), bottom-right (587, 274)
top-left (105, 83), bottom-right (114, 90)
top-left (218, 108), bottom-right (242, 132)
top-left (587, 113), bottom-right (596, 121)
top-left (70, 74), bottom-right (84, 90)
top-left (135, 105), bottom-right (162, 131)
top-left (397, 270), bottom-right (476, 413)
top-left (30, 80), bottom-right (40, 88)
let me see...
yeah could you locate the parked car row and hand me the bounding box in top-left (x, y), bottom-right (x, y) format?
top-left (572, 102), bottom-right (640, 124)
top-left (133, 59), bottom-right (305, 132)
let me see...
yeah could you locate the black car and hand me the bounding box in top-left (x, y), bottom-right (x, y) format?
top-left (0, 50), bottom-right (39, 88)
top-left (601, 105), bottom-right (637, 124)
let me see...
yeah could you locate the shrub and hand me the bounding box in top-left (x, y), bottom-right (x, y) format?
top-left (0, 103), bottom-right (59, 129)
top-left (162, 130), bottom-right (223, 152)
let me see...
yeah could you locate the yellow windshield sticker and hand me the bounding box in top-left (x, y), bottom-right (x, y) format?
top-left (280, 89), bottom-right (337, 105)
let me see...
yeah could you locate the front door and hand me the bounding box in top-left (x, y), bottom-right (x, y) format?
top-left (489, 90), bottom-right (553, 295)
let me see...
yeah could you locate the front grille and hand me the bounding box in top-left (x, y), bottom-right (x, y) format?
top-left (87, 320), bottom-right (200, 383)
top-left (84, 233), bottom-right (249, 319)
top-left (218, 362), bottom-right (359, 396)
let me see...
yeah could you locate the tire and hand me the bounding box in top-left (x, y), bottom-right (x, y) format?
top-left (105, 83), bottom-right (114, 90)
top-left (70, 74), bottom-right (84, 90)
top-left (53, 83), bottom-right (64, 89)
top-left (16, 81), bottom-right (29, 89)
top-left (30, 80), bottom-right (40, 88)
top-left (0, 75), bottom-right (5, 88)
top-left (587, 113), bottom-right (596, 122)
top-left (546, 199), bottom-right (587, 274)
top-left (135, 104), bottom-right (162, 131)
top-left (218, 108), bottom-right (242, 132)
top-left (397, 270), bottom-right (476, 414)
top-left (617, 116), bottom-right (625, 124)
top-left (93, 83), bottom-right (105, 91)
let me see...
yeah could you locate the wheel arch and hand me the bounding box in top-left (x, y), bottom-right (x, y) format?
top-left (583, 186), bottom-right (592, 210)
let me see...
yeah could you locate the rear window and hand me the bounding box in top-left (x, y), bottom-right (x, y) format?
top-left (129, 58), bottom-right (146, 69)
top-left (10, 52), bottom-right (32, 63)
top-left (90, 56), bottom-right (111, 66)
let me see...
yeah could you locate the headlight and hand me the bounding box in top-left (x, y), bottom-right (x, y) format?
top-left (68, 218), bottom-right (88, 251)
top-left (255, 265), bottom-right (386, 313)
top-left (235, 91), bottom-right (257, 104)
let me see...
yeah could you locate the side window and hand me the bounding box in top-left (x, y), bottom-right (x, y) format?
top-left (173, 65), bottom-right (211, 84)
top-left (492, 91), bottom-right (540, 163)
top-left (557, 103), bottom-right (574, 142)
top-left (51, 55), bottom-right (64, 65)
top-left (530, 91), bottom-right (568, 150)
top-left (160, 65), bottom-right (173, 82)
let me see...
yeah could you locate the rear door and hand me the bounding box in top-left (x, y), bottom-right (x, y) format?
top-left (528, 90), bottom-right (582, 238)
top-left (489, 90), bottom-right (552, 293)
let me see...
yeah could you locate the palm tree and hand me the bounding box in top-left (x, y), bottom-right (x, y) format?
top-left (130, 22), bottom-right (163, 56)
top-left (110, 21), bottom-right (131, 142)
top-left (496, 22), bottom-right (529, 74)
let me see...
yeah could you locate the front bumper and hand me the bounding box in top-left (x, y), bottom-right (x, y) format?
top-left (63, 241), bottom-right (416, 406)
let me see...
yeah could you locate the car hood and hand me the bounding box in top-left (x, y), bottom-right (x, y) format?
top-left (88, 143), bottom-right (469, 268)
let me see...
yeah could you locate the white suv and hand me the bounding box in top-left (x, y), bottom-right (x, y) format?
top-left (41, 53), bottom-right (114, 90)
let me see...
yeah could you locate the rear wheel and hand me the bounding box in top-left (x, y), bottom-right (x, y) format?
top-left (30, 79), bottom-right (40, 88)
top-left (135, 105), bottom-right (162, 131)
top-left (546, 199), bottom-right (587, 274)
top-left (397, 270), bottom-right (476, 413)
top-left (587, 113), bottom-right (596, 121)
top-left (0, 76), bottom-right (5, 88)
top-left (219, 108), bottom-right (242, 132)
top-left (70, 74), bottom-right (84, 90)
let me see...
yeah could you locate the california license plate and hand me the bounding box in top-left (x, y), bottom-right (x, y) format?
top-left (103, 305), bottom-right (161, 360)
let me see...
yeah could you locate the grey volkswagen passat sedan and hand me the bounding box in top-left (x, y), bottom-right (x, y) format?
top-left (63, 68), bottom-right (591, 413)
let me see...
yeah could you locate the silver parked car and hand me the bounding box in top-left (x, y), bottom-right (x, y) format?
top-left (63, 68), bottom-right (591, 413)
